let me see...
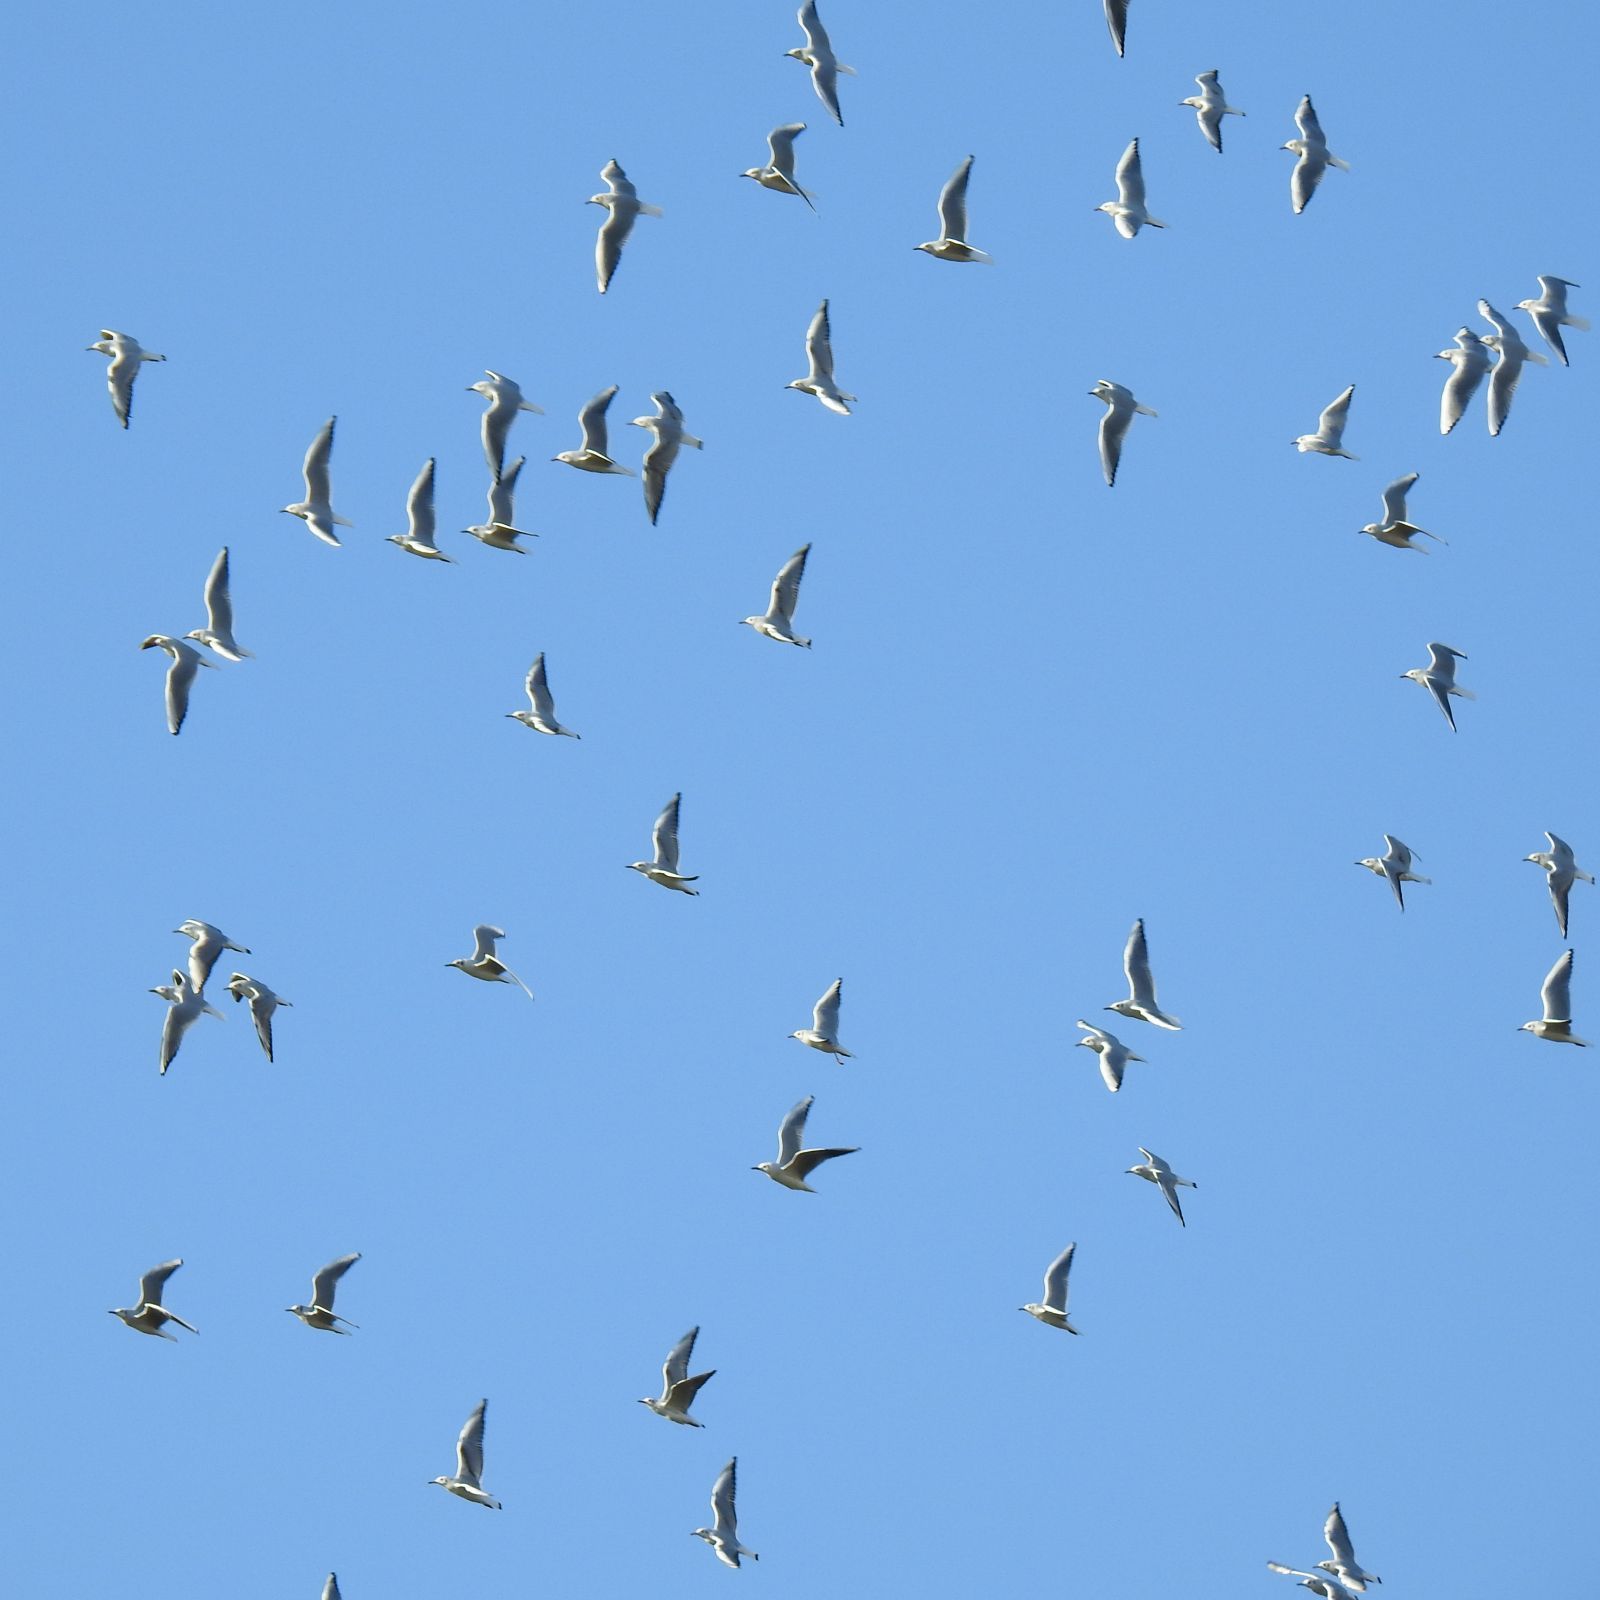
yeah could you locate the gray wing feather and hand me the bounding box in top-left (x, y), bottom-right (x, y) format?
top-left (457, 1399), bottom-right (488, 1484)
top-left (777, 1095), bottom-right (814, 1166)
top-left (653, 794), bottom-right (683, 873)
top-left (578, 386), bottom-right (618, 455)
top-left (311, 1253), bottom-right (360, 1309)
top-left (770, 545), bottom-right (810, 623)
top-left (1042, 1242), bottom-right (1076, 1308)
top-left (1542, 949), bottom-right (1574, 1021)
top-left (937, 155), bottom-right (974, 240)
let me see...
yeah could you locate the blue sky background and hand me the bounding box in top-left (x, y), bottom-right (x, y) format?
top-left (5, 0), bottom-right (1597, 1592)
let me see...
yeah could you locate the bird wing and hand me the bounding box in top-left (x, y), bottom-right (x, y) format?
top-left (1295, 96), bottom-right (1325, 142)
top-left (1485, 349), bottom-right (1523, 437)
top-left (1123, 918), bottom-right (1158, 1008)
top-left (1439, 349), bottom-right (1485, 434)
top-left (813, 977), bottom-right (843, 1035)
top-left (302, 418), bottom-right (336, 500)
top-left (796, 0), bottom-right (828, 52)
top-left (1541, 949), bottom-right (1575, 1022)
top-left (1114, 139), bottom-right (1146, 207)
top-left (767, 122), bottom-right (805, 177)
top-left (202, 548), bottom-right (235, 636)
top-left (487, 457), bottom-right (525, 527)
top-left (526, 654), bottom-right (557, 719)
top-left (455, 1399), bottom-right (488, 1485)
top-left (1424, 641), bottom-right (1464, 677)
top-left (805, 300), bottom-right (836, 381)
top-left (471, 924), bottom-right (505, 962)
top-left (652, 793), bottom-right (683, 873)
top-left (1318, 385), bottom-right (1354, 442)
top-left (769, 544), bottom-right (810, 624)
top-left (777, 1095), bottom-right (814, 1167)
top-left (322, 1576), bottom-right (341, 1600)
top-left (406, 458), bottom-right (436, 541)
top-left (1324, 1504), bottom-right (1357, 1569)
top-left (166, 648), bottom-right (202, 735)
top-left (1157, 1171), bottom-right (1186, 1224)
top-left (311, 1253), bottom-right (360, 1310)
top-left (1290, 149), bottom-right (1324, 215)
top-left (1041, 1242), bottom-right (1076, 1309)
top-left (1269, 1564), bottom-right (1319, 1582)
top-left (710, 1457), bottom-right (739, 1535)
top-left (140, 1259), bottom-right (184, 1305)
top-left (1098, 404), bottom-right (1128, 487)
top-left (1381, 835), bottom-right (1413, 870)
top-left (936, 155), bottom-right (974, 241)
top-left (791, 1146), bottom-right (858, 1181)
top-left (663, 1326), bottom-right (699, 1388)
top-left (596, 205), bottom-right (635, 292)
top-left (1378, 473), bottom-right (1417, 525)
top-left (1104, 0), bottom-right (1128, 55)
top-left (577, 386), bottom-right (618, 455)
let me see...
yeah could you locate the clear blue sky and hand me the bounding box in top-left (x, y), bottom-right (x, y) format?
top-left (6, 0), bottom-right (1597, 1593)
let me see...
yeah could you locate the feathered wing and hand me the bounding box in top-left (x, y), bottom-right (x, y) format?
top-left (652, 793), bottom-right (684, 873)
top-left (456, 1399), bottom-right (489, 1487)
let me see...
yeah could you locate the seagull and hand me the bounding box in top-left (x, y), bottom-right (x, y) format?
top-left (786, 0), bottom-right (854, 126)
top-left (225, 972), bottom-right (292, 1062)
top-left (174, 920), bottom-right (250, 993)
top-left (1358, 472), bottom-right (1443, 553)
top-left (1126, 1148), bottom-right (1196, 1226)
top-left (1320, 1503), bottom-right (1382, 1592)
top-left (1354, 836), bottom-right (1430, 911)
top-left (86, 330), bottom-right (164, 428)
top-left (1095, 138), bottom-right (1165, 237)
top-left (507, 654), bottom-right (579, 738)
top-left (1514, 276), bottom-right (1587, 366)
top-left (741, 122), bottom-right (815, 210)
top-left (468, 371), bottom-right (543, 482)
top-left (786, 298), bottom-right (856, 415)
top-left (1520, 948), bottom-right (1589, 1046)
top-left (286, 1252), bottom-right (361, 1333)
top-left (915, 155), bottom-right (991, 261)
top-left (109, 1259), bottom-right (197, 1340)
top-left (445, 924), bottom-right (534, 999)
top-left (552, 386), bottom-right (634, 474)
top-left (1400, 642), bottom-right (1473, 731)
top-left (1478, 299), bottom-right (1547, 436)
top-left (280, 417), bottom-right (350, 545)
top-left (1179, 70), bottom-right (1244, 152)
top-left (627, 792), bottom-right (699, 894)
top-left (1524, 832), bottom-right (1594, 939)
top-left (1104, 0), bottom-right (1129, 56)
top-left (151, 968), bottom-right (226, 1074)
top-left (1268, 1562), bottom-right (1364, 1600)
top-left (1293, 384), bottom-right (1357, 457)
top-left (741, 544), bottom-right (812, 647)
top-left (1435, 328), bottom-right (1492, 435)
top-left (1020, 1243), bottom-right (1079, 1333)
top-left (753, 1095), bottom-right (858, 1192)
top-left (589, 159), bottom-right (661, 295)
top-left (628, 392), bottom-right (702, 525)
top-left (789, 978), bottom-right (852, 1062)
top-left (692, 1458), bottom-right (758, 1568)
top-left (1074, 1019), bottom-right (1146, 1092)
top-left (140, 635), bottom-right (218, 734)
top-left (1089, 379), bottom-right (1156, 485)
top-left (184, 547), bottom-right (255, 659)
top-left (464, 455), bottom-right (538, 552)
top-left (639, 1327), bottom-right (715, 1426)
top-left (1107, 918), bottom-right (1182, 1030)
top-left (1282, 95), bottom-right (1349, 213)
top-left (387, 458), bottom-right (454, 562)
top-left (429, 1399), bottom-right (501, 1509)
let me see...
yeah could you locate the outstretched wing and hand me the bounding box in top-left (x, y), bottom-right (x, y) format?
top-left (1104, 0), bottom-right (1128, 55)
top-left (471, 924), bottom-right (505, 962)
top-left (526, 654), bottom-right (557, 719)
top-left (936, 155), bottom-right (974, 241)
top-left (1541, 948), bottom-right (1575, 1022)
top-left (1378, 473), bottom-right (1416, 525)
top-left (456, 1399), bottom-right (489, 1486)
top-left (767, 122), bottom-right (805, 177)
top-left (139, 1258), bottom-right (184, 1306)
top-left (776, 1095), bottom-right (814, 1166)
top-left (663, 1326), bottom-right (699, 1388)
top-left (1123, 918), bottom-right (1157, 1007)
top-left (1114, 139), bottom-right (1146, 208)
top-left (652, 794), bottom-right (684, 873)
top-left (578, 386), bottom-right (618, 455)
top-left (302, 417), bottom-right (336, 500)
top-left (1295, 95), bottom-right (1325, 143)
top-left (202, 548), bottom-right (235, 636)
top-left (769, 544), bottom-right (810, 624)
top-left (710, 1457), bottom-right (739, 1535)
top-left (406, 458), bottom-right (436, 541)
top-left (804, 300), bottom-right (836, 381)
top-left (1041, 1242), bottom-right (1076, 1309)
top-left (311, 1252), bottom-right (361, 1310)
top-left (1318, 385), bottom-right (1355, 441)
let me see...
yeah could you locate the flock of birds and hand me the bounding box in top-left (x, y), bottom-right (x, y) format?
top-left (77, 0), bottom-right (1591, 1589)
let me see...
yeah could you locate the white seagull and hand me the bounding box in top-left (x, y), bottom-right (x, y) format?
top-left (507, 653), bottom-right (579, 738)
top-left (151, 968), bottom-right (226, 1075)
top-left (628, 392), bottom-right (702, 525)
top-left (225, 971), bottom-right (292, 1062)
top-left (1179, 70), bottom-right (1244, 152)
top-left (429, 1399), bottom-right (501, 1508)
top-left (1104, 0), bottom-right (1129, 56)
top-left (1089, 379), bottom-right (1156, 486)
top-left (753, 1095), bottom-right (858, 1192)
top-left (1520, 948), bottom-right (1589, 1046)
top-left (446, 924), bottom-right (534, 999)
top-left (1096, 138), bottom-right (1166, 237)
top-left (789, 978), bottom-right (852, 1061)
top-left (786, 0), bottom-right (853, 126)
top-left (639, 1327), bottom-right (715, 1426)
top-left (787, 298), bottom-right (856, 415)
top-left (174, 919), bottom-right (250, 993)
top-left (741, 544), bottom-right (812, 647)
top-left (915, 155), bottom-right (991, 261)
top-left (87, 329), bottom-right (164, 428)
top-left (589, 159), bottom-right (661, 294)
top-left (693, 1458), bottom-right (758, 1568)
top-left (140, 635), bottom-right (218, 735)
top-left (1107, 918), bottom-right (1182, 1030)
top-left (468, 371), bottom-right (543, 482)
top-left (1293, 384), bottom-right (1357, 458)
top-left (109, 1259), bottom-right (197, 1340)
top-left (1515, 276), bottom-right (1587, 366)
top-left (552, 386), bottom-right (634, 474)
top-left (1400, 642), bottom-right (1473, 731)
top-left (1282, 95), bottom-right (1349, 213)
top-left (1020, 1243), bottom-right (1079, 1333)
top-left (1126, 1148), bottom-right (1196, 1226)
top-left (388, 458), bottom-right (454, 562)
top-left (1320, 1503), bottom-right (1382, 1592)
top-left (1524, 831), bottom-right (1594, 940)
top-left (1435, 327), bottom-right (1492, 435)
top-left (185, 548), bottom-right (255, 658)
top-left (1268, 1563), bottom-right (1364, 1600)
top-left (742, 122), bottom-right (815, 210)
top-left (286, 1252), bottom-right (361, 1333)
top-left (627, 792), bottom-right (699, 894)
top-left (1074, 1019), bottom-right (1146, 1092)
top-left (280, 417), bottom-right (350, 545)
top-left (1478, 299), bottom-right (1547, 436)
top-left (1354, 836), bottom-right (1430, 911)
top-left (465, 455), bottom-right (538, 552)
top-left (1358, 472), bottom-right (1442, 553)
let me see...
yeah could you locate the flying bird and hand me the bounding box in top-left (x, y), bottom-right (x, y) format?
top-left (1354, 836), bottom-right (1430, 911)
top-left (588, 159), bottom-right (661, 294)
top-left (185, 547), bottom-right (254, 658)
top-left (225, 972), bottom-right (292, 1062)
top-left (468, 372), bottom-right (543, 481)
top-left (1523, 832), bottom-right (1594, 939)
top-left (741, 123), bottom-right (815, 210)
top-left (280, 417), bottom-right (351, 545)
top-left (1104, 0), bottom-right (1129, 56)
top-left (150, 968), bottom-right (226, 1075)
top-left (1268, 1563), bottom-right (1364, 1600)
top-left (752, 1094), bottom-right (858, 1192)
top-left (86, 329), bottom-right (164, 427)
top-left (741, 544), bottom-right (812, 647)
top-left (387, 458), bottom-right (454, 562)
top-left (1292, 384), bottom-right (1357, 458)
top-left (507, 654), bottom-right (579, 738)
top-left (1519, 948), bottom-right (1589, 1046)
top-left (639, 1327), bottom-right (715, 1426)
top-left (445, 924), bottom-right (534, 999)
top-left (786, 298), bottom-right (856, 415)
top-left (628, 392), bottom-right (702, 525)
top-left (1478, 299), bottom-right (1547, 436)
top-left (1320, 1503), bottom-right (1382, 1592)
top-left (1435, 328), bottom-right (1492, 435)
top-left (1400, 642), bottom-right (1473, 731)
top-left (914, 155), bottom-right (991, 261)
top-left (1020, 1242), bottom-right (1079, 1332)
top-left (464, 455), bottom-right (538, 552)
top-left (109, 1259), bottom-right (197, 1340)
top-left (286, 1252), bottom-right (361, 1333)
top-left (139, 635), bottom-right (218, 735)
top-left (692, 1458), bottom-right (758, 1568)
top-left (1107, 918), bottom-right (1182, 1030)
top-left (1074, 1020), bottom-right (1146, 1092)
top-left (1126, 1148), bottom-right (1197, 1226)
top-left (429, 1399), bottom-right (501, 1508)
top-left (552, 386), bottom-right (634, 474)
top-left (1095, 138), bottom-right (1165, 237)
top-left (786, 1), bottom-right (854, 126)
top-left (1089, 379), bottom-right (1156, 485)
top-left (1179, 70), bottom-right (1244, 152)
top-left (173, 919), bottom-right (250, 993)
top-left (1514, 275), bottom-right (1587, 366)
top-left (627, 792), bottom-right (699, 894)
top-left (789, 977), bottom-right (852, 1061)
top-left (1282, 95), bottom-right (1349, 213)
top-left (1358, 472), bottom-right (1442, 553)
